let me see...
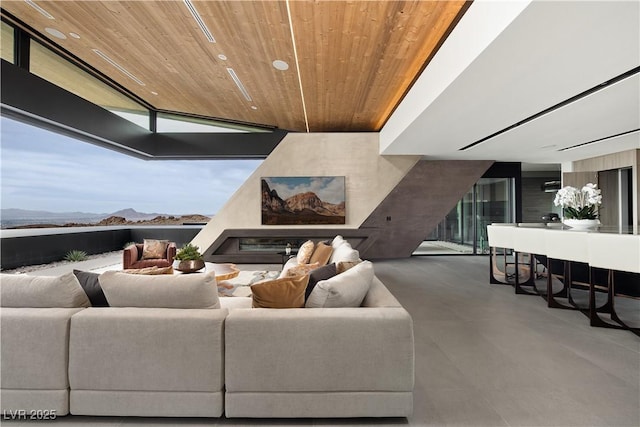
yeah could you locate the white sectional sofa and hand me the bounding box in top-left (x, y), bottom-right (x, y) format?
top-left (0, 273), bottom-right (90, 416)
top-left (0, 237), bottom-right (414, 419)
top-left (224, 276), bottom-right (414, 418)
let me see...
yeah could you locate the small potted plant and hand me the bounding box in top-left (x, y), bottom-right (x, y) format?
top-left (174, 243), bottom-right (205, 273)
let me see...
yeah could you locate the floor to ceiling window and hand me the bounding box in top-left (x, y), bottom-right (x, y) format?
top-left (415, 178), bottom-right (516, 255)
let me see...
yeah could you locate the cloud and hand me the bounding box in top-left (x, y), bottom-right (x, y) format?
top-left (0, 117), bottom-right (262, 214)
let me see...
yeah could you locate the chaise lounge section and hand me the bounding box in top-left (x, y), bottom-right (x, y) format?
top-left (224, 276), bottom-right (415, 418)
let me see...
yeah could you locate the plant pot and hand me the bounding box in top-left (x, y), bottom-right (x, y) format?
top-left (174, 259), bottom-right (205, 273)
top-left (562, 218), bottom-right (600, 230)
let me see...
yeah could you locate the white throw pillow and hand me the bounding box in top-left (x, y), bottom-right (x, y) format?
top-left (331, 235), bottom-right (345, 249)
top-left (329, 241), bottom-right (360, 264)
top-left (99, 271), bottom-right (220, 309)
top-left (0, 272), bottom-right (90, 308)
top-left (305, 260), bottom-right (374, 308)
top-left (279, 256), bottom-right (300, 278)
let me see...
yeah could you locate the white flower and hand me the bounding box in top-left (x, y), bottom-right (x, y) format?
top-left (554, 183), bottom-right (602, 219)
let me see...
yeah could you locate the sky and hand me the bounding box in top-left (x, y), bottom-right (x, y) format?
top-left (264, 176), bottom-right (345, 204)
top-left (0, 117), bottom-right (262, 215)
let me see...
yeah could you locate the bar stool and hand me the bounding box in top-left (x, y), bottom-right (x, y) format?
top-left (487, 224), bottom-right (520, 285)
top-left (544, 229), bottom-right (590, 310)
top-left (588, 233), bottom-right (640, 334)
top-left (512, 224), bottom-right (547, 295)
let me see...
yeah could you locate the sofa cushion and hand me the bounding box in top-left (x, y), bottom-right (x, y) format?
top-left (309, 242), bottom-right (333, 266)
top-left (141, 239), bottom-right (169, 260)
top-left (305, 260), bottom-right (374, 308)
top-left (285, 262), bottom-right (320, 277)
top-left (305, 262), bottom-right (337, 301)
top-left (73, 270), bottom-right (109, 307)
top-left (99, 271), bottom-right (220, 309)
top-left (296, 240), bottom-right (315, 264)
top-left (0, 272), bottom-right (91, 308)
top-left (251, 275), bottom-right (309, 308)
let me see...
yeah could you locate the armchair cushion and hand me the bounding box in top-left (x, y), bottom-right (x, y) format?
top-left (141, 239), bottom-right (169, 260)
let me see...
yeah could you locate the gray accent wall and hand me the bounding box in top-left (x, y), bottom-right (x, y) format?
top-left (359, 160), bottom-right (493, 259)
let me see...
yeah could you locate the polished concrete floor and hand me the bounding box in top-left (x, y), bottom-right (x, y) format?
top-left (5, 256), bottom-right (639, 426)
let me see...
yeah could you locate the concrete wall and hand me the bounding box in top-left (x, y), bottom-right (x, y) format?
top-left (359, 160), bottom-right (493, 258)
top-left (192, 133), bottom-right (420, 256)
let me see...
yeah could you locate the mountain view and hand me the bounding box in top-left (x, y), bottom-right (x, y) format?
top-left (261, 179), bottom-right (345, 225)
top-left (1, 208), bottom-right (211, 229)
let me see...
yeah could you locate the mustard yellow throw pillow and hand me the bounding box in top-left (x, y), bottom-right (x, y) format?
top-left (309, 242), bottom-right (333, 266)
top-left (251, 275), bottom-right (310, 308)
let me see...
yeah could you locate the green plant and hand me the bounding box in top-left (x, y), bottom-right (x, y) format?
top-left (123, 241), bottom-right (137, 249)
top-left (175, 243), bottom-right (203, 261)
top-left (65, 250), bottom-right (88, 262)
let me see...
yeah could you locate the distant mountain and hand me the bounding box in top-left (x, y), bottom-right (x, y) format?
top-left (110, 208), bottom-right (167, 221)
top-left (0, 208), bottom-right (210, 229)
top-left (1, 208), bottom-right (105, 221)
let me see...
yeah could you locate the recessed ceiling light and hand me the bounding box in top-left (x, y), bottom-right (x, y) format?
top-left (45, 27), bottom-right (67, 39)
top-left (93, 49), bottom-right (146, 86)
top-left (25, 0), bottom-right (54, 19)
top-left (151, 91), bottom-right (158, 96)
top-left (218, 54), bottom-right (227, 61)
top-left (272, 60), bottom-right (289, 71)
top-left (227, 68), bottom-right (252, 102)
top-left (251, 106), bottom-right (258, 110)
top-left (183, 0), bottom-right (216, 43)
top-left (69, 32), bottom-right (80, 39)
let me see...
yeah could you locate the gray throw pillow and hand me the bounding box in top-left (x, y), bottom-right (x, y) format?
top-left (73, 270), bottom-right (109, 307)
top-left (306, 263), bottom-right (337, 301)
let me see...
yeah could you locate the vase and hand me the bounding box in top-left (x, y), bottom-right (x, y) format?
top-left (174, 259), bottom-right (205, 273)
top-left (562, 218), bottom-right (600, 230)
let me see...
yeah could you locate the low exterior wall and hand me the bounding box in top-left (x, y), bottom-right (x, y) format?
top-left (0, 226), bottom-right (202, 270)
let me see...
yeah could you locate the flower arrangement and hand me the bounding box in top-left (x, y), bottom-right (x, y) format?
top-left (553, 183), bottom-right (602, 220)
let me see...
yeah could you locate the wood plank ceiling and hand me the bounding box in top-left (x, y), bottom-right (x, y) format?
top-left (1, 0), bottom-right (468, 132)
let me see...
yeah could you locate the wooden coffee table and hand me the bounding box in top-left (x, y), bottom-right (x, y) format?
top-left (205, 263), bottom-right (240, 281)
top-left (173, 262), bottom-right (239, 281)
